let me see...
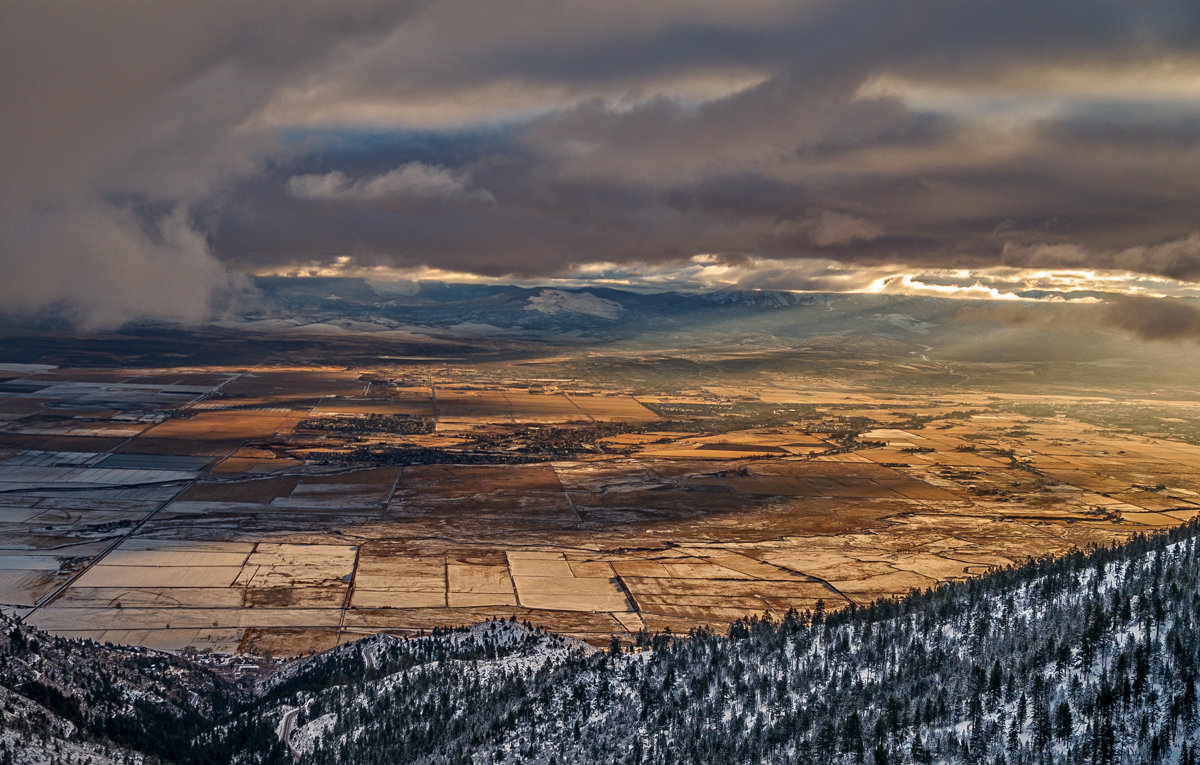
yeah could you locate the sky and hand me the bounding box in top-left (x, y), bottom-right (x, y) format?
top-left (3, 0), bottom-right (1200, 328)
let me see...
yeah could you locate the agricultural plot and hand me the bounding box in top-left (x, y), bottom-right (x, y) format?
top-left (26, 539), bottom-right (355, 650)
top-left (388, 464), bottom-right (578, 526)
top-left (566, 395), bottom-right (658, 422)
top-left (502, 393), bottom-right (590, 423)
top-left (637, 428), bottom-right (830, 459)
top-left (433, 390), bottom-right (516, 421)
top-left (312, 397), bottom-right (432, 416)
top-left (138, 410), bottom-right (304, 441)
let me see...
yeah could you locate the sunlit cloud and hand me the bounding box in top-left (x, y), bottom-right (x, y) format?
top-left (857, 61), bottom-right (1200, 126)
top-left (258, 253), bottom-right (1200, 305)
top-left (544, 257), bottom-right (1200, 301)
top-left (863, 274), bottom-right (1025, 301)
top-left (261, 69), bottom-right (774, 131)
top-left (256, 256), bottom-right (493, 285)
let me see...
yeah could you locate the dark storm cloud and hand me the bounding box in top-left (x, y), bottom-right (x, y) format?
top-left (1001, 234), bottom-right (1200, 282)
top-left (5, 0), bottom-right (1200, 325)
top-left (217, 0), bottom-right (1200, 280)
top-left (954, 293), bottom-right (1200, 344)
top-left (0, 1), bottom-right (418, 327)
top-left (1102, 295), bottom-right (1200, 341)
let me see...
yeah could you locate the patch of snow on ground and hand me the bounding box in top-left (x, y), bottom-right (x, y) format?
top-left (525, 290), bottom-right (624, 319)
top-left (871, 313), bottom-right (936, 334)
top-left (293, 712), bottom-right (339, 755)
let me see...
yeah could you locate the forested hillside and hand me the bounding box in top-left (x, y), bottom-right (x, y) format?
top-left (5, 522), bottom-right (1200, 764)
top-left (256, 522), bottom-right (1200, 765)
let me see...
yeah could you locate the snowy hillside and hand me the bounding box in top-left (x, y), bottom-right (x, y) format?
top-left (525, 289), bottom-right (625, 319)
top-left (235, 523), bottom-right (1200, 764)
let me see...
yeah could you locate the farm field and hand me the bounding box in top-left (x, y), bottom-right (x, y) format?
top-left (1, 357), bottom-right (1198, 655)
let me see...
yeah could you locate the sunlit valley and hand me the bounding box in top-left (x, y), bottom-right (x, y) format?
top-left (4, 282), bottom-right (1200, 762)
top-left (6, 0), bottom-right (1200, 761)
top-left (3, 281), bottom-right (1200, 656)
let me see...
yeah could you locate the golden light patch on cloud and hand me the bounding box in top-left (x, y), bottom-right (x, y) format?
top-left (257, 68), bottom-right (771, 131)
top-left (250, 255), bottom-right (1200, 304)
top-left (863, 274), bottom-right (1026, 301)
top-left (253, 258), bottom-right (495, 285)
top-left (855, 266), bottom-right (1200, 301)
top-left (560, 258), bottom-right (1200, 301)
top-left (857, 59), bottom-right (1200, 122)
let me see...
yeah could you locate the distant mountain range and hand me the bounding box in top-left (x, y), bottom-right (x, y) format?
top-left (1, 277), bottom-right (1197, 387)
top-left (2, 521), bottom-right (1199, 763)
top-left (240, 278), bottom-right (985, 347)
top-left (241, 278), bottom-right (829, 339)
top-left (233, 278), bottom-right (1199, 375)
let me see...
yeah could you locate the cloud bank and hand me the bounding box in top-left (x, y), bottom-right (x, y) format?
top-left (5, 0), bottom-right (1200, 326)
top-left (0, 0), bottom-right (416, 327)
